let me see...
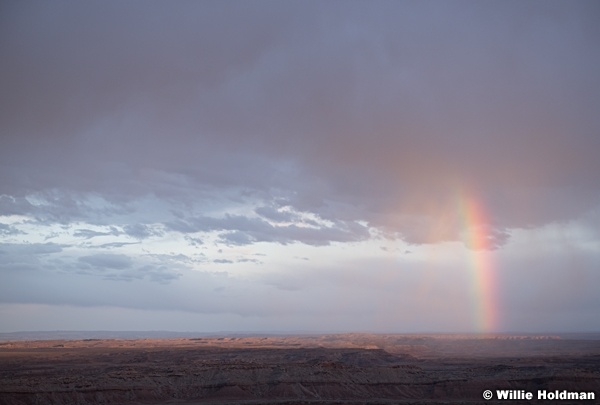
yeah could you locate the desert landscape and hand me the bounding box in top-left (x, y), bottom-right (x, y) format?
top-left (3, 2), bottom-right (600, 404)
top-left (1, 333), bottom-right (599, 404)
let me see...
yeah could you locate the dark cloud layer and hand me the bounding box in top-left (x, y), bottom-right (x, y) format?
top-left (2, 1), bottom-right (599, 247)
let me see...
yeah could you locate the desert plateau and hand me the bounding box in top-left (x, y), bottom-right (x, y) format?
top-left (0, 333), bottom-right (599, 404)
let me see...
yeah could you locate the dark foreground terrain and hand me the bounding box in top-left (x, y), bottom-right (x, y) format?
top-left (1, 334), bottom-right (599, 404)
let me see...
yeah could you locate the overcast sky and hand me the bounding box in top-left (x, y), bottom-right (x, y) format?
top-left (1, 0), bottom-right (599, 334)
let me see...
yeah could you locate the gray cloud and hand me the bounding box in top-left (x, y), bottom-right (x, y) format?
top-left (0, 223), bottom-right (24, 236)
top-left (184, 235), bottom-right (204, 247)
top-left (0, 195), bottom-right (35, 216)
top-left (255, 205), bottom-right (299, 223)
top-left (96, 241), bottom-right (140, 249)
top-left (78, 253), bottom-right (132, 270)
top-left (165, 213), bottom-right (369, 246)
top-left (213, 259), bottom-right (234, 264)
top-left (219, 231), bottom-right (254, 246)
top-left (0, 243), bottom-right (65, 279)
top-left (0, 242), bottom-right (63, 257)
top-left (74, 227), bottom-right (121, 239)
top-left (123, 223), bottom-right (159, 239)
top-left (72, 252), bottom-right (184, 283)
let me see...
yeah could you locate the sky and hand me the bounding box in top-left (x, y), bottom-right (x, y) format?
top-left (1, 0), bottom-right (599, 334)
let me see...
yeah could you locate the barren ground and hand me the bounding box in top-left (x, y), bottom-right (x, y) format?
top-left (1, 333), bottom-right (599, 404)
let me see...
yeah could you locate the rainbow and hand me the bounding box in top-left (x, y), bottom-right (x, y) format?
top-left (457, 193), bottom-right (499, 333)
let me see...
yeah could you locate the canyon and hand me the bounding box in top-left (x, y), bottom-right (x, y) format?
top-left (1, 333), bottom-right (599, 404)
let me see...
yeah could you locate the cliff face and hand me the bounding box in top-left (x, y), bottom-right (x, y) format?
top-left (1, 336), bottom-right (599, 404)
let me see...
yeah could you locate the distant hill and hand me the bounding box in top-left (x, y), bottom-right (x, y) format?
top-left (0, 330), bottom-right (215, 340)
top-left (1, 330), bottom-right (600, 341)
